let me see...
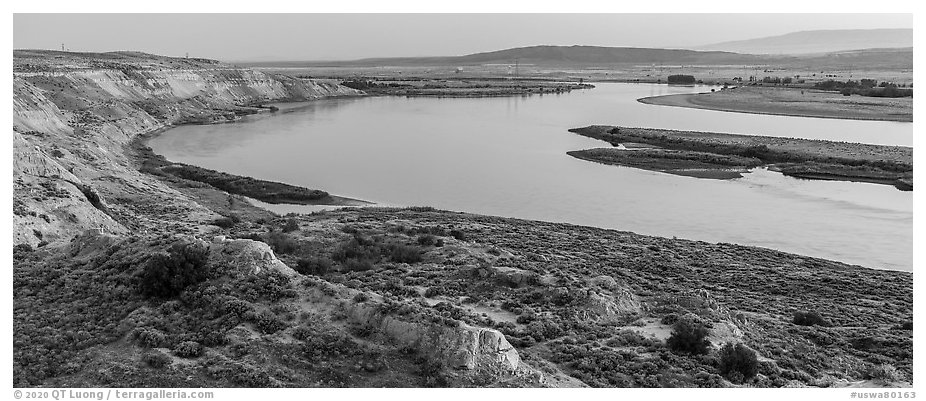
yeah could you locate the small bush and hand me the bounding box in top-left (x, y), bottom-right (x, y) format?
top-left (252, 311), bottom-right (288, 334)
top-left (660, 313), bottom-right (680, 325)
top-left (134, 327), bottom-right (168, 348)
top-left (417, 234), bottom-right (442, 247)
top-left (173, 341), bottom-right (204, 358)
top-left (667, 314), bottom-right (711, 355)
top-left (212, 215), bottom-right (240, 228)
top-left (344, 258), bottom-right (374, 272)
top-left (295, 257), bottom-right (332, 276)
top-left (13, 243), bottom-right (33, 260)
top-left (718, 342), bottom-right (758, 383)
top-left (866, 363), bottom-right (904, 383)
top-left (265, 231), bottom-right (299, 254)
top-left (141, 350), bottom-right (172, 368)
top-left (139, 241), bottom-right (212, 298)
top-left (792, 311), bottom-right (830, 327)
top-left (13, 243), bottom-right (33, 254)
top-left (390, 244), bottom-right (422, 263)
top-left (281, 218), bottom-right (300, 233)
top-left (332, 237), bottom-right (379, 264)
top-left (449, 229), bottom-right (466, 241)
top-left (201, 331), bottom-right (228, 347)
top-left (418, 359), bottom-right (449, 387)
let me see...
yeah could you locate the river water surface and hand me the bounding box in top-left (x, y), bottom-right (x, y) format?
top-left (150, 83), bottom-right (913, 271)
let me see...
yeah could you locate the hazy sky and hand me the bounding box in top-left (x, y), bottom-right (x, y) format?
top-left (13, 13), bottom-right (913, 61)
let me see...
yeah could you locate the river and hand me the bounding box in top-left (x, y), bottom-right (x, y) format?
top-left (149, 83), bottom-right (913, 271)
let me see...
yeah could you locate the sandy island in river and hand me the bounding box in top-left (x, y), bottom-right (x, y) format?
top-left (638, 86), bottom-right (912, 122)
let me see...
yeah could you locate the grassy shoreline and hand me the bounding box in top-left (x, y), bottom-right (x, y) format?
top-left (638, 86), bottom-right (913, 123)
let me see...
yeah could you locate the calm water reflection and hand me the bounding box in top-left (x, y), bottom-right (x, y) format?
top-left (151, 83), bottom-right (912, 271)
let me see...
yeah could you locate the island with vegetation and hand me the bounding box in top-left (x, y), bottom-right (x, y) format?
top-left (566, 125), bottom-right (913, 190)
top-left (338, 77), bottom-right (593, 97)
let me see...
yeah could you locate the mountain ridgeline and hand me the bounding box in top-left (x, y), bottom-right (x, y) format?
top-left (696, 29), bottom-right (913, 55)
top-left (240, 44), bottom-right (912, 70)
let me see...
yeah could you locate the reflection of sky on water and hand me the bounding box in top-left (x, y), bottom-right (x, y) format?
top-left (151, 83), bottom-right (912, 271)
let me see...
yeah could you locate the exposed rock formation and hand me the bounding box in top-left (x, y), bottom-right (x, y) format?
top-left (209, 237), bottom-right (296, 277)
top-left (13, 50), bottom-right (361, 247)
top-left (347, 301), bottom-right (521, 373)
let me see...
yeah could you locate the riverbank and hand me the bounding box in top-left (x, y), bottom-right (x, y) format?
top-left (638, 86), bottom-right (913, 122)
top-left (130, 125), bottom-right (370, 207)
top-left (568, 125), bottom-right (913, 190)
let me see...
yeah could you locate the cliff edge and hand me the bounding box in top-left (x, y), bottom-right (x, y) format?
top-left (13, 50), bottom-right (360, 247)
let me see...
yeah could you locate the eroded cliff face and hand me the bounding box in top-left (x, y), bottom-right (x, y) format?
top-left (12, 51), bottom-right (361, 247)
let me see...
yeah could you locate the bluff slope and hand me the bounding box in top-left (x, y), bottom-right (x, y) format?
top-left (13, 50), bottom-right (360, 247)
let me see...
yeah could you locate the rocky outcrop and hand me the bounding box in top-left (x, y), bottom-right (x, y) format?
top-left (466, 265), bottom-right (538, 288)
top-left (208, 237), bottom-right (296, 277)
top-left (582, 275), bottom-right (642, 321)
top-left (12, 50), bottom-right (362, 246)
top-left (584, 290), bottom-right (642, 322)
top-left (345, 300), bottom-right (522, 374)
top-left (295, 278), bottom-right (542, 385)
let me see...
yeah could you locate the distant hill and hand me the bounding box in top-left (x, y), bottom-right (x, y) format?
top-left (695, 29), bottom-right (912, 55)
top-left (244, 45), bottom-right (775, 68)
top-left (796, 47), bottom-right (912, 70)
top-left (239, 44), bottom-right (911, 71)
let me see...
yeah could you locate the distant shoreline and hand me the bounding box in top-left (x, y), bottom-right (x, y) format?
top-left (638, 87), bottom-right (913, 123)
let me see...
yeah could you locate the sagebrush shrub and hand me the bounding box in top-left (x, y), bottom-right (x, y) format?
top-left (718, 342), bottom-right (758, 383)
top-left (139, 241), bottom-right (212, 298)
top-left (173, 341), bottom-right (204, 358)
top-left (281, 218), bottom-right (300, 233)
top-left (667, 314), bottom-right (711, 355)
top-left (792, 311), bottom-right (830, 327)
top-left (449, 229), bottom-right (466, 241)
top-left (390, 244), bottom-right (422, 263)
top-left (295, 257), bottom-right (332, 276)
top-left (212, 215), bottom-right (239, 228)
top-left (134, 327), bottom-right (169, 348)
top-left (867, 363), bottom-right (904, 383)
top-left (141, 350), bottom-right (172, 368)
top-left (264, 231), bottom-right (299, 254)
top-left (252, 311), bottom-right (288, 334)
